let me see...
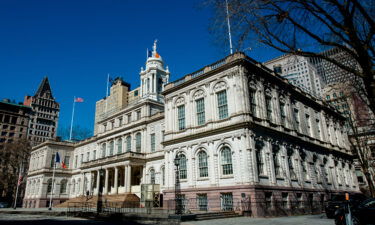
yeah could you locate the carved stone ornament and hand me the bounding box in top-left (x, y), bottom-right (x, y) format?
top-left (175, 97), bottom-right (185, 106)
top-left (193, 89), bottom-right (205, 100)
top-left (214, 81), bottom-right (227, 92)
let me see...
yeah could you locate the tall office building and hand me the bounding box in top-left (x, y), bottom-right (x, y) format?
top-left (0, 99), bottom-right (32, 149)
top-left (309, 48), bottom-right (360, 86)
top-left (264, 54), bottom-right (324, 98)
top-left (24, 77), bottom-right (60, 146)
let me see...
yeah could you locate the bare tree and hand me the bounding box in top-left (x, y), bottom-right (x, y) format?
top-left (208, 0), bottom-right (375, 114)
top-left (0, 139), bottom-right (31, 203)
top-left (57, 125), bottom-right (92, 141)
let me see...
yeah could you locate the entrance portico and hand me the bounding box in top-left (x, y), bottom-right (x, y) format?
top-left (83, 164), bottom-right (145, 197)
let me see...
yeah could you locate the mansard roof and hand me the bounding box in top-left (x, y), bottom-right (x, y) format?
top-left (35, 77), bottom-right (53, 98)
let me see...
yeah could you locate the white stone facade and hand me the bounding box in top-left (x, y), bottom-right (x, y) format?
top-left (24, 50), bottom-right (357, 216)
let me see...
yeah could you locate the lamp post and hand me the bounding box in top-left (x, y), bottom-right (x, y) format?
top-left (174, 155), bottom-right (182, 215)
top-left (97, 168), bottom-right (105, 215)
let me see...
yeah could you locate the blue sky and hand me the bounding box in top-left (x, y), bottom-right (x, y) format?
top-left (0, 0), bottom-right (281, 136)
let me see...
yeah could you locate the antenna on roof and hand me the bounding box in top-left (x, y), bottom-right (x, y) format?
top-left (225, 0), bottom-right (233, 55)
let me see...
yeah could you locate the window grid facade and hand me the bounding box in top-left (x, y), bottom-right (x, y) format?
top-left (273, 152), bottom-right (281, 177)
top-left (217, 90), bottom-right (228, 119)
top-left (179, 154), bottom-right (187, 179)
top-left (150, 169), bottom-right (155, 184)
top-left (265, 96), bottom-right (272, 121)
top-left (117, 139), bottom-right (122, 154)
top-left (256, 150), bottom-right (264, 175)
top-left (280, 102), bottom-right (286, 125)
top-left (109, 141), bottom-right (114, 156)
top-left (126, 136), bottom-right (131, 152)
top-left (197, 194), bottom-right (208, 211)
top-left (136, 133), bottom-right (141, 152)
top-left (250, 90), bottom-right (257, 116)
top-left (177, 105), bottom-right (186, 130)
top-left (150, 134), bottom-right (156, 152)
top-left (196, 98), bottom-right (205, 125)
top-left (221, 193), bottom-right (233, 211)
top-left (221, 147), bottom-right (233, 175)
top-left (198, 151), bottom-right (208, 177)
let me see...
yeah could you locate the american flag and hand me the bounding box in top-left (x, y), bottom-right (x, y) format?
top-left (17, 175), bottom-right (23, 186)
top-left (74, 97), bottom-right (84, 103)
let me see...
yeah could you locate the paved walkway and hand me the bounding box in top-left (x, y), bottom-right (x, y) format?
top-left (182, 214), bottom-right (334, 225)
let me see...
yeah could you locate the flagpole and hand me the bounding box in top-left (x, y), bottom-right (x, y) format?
top-left (13, 162), bottom-right (23, 209)
top-left (48, 158), bottom-right (57, 210)
top-left (225, 0), bottom-right (233, 54)
top-left (69, 97), bottom-right (76, 141)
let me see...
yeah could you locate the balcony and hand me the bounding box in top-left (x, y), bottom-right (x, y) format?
top-left (81, 151), bottom-right (146, 169)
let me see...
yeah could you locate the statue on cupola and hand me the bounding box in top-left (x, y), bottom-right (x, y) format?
top-left (140, 40), bottom-right (170, 102)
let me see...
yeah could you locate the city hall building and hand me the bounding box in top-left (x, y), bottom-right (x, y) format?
top-left (23, 43), bottom-right (358, 216)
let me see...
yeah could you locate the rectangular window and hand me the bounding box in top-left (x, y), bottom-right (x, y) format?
top-left (273, 152), bottom-right (280, 177)
top-left (127, 114), bottom-right (131, 123)
top-left (93, 150), bottom-right (96, 160)
top-left (136, 134), bottom-right (142, 152)
top-left (197, 194), bottom-right (208, 211)
top-left (280, 102), bottom-right (286, 126)
top-left (196, 98), bottom-right (205, 125)
top-left (265, 96), bottom-right (272, 121)
top-left (256, 150), bottom-right (264, 175)
top-left (50, 154), bottom-right (55, 168)
top-left (221, 193), bottom-right (233, 211)
top-left (177, 105), bottom-right (185, 130)
top-left (282, 193), bottom-right (289, 209)
top-left (297, 193), bottom-right (303, 208)
top-left (217, 90), bottom-right (228, 119)
top-left (136, 110), bottom-right (141, 120)
top-left (293, 108), bottom-right (300, 131)
top-left (250, 90), bottom-right (257, 116)
top-left (126, 136), bottom-right (131, 152)
top-left (74, 155), bottom-right (78, 168)
top-left (86, 152), bottom-right (90, 162)
top-left (80, 154), bottom-right (83, 164)
top-left (64, 156), bottom-right (70, 168)
top-left (265, 192), bottom-right (272, 209)
top-left (150, 134), bottom-right (156, 152)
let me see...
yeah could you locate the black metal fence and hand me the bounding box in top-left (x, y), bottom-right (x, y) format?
top-left (67, 200), bottom-right (157, 216)
top-left (166, 198), bottom-right (325, 216)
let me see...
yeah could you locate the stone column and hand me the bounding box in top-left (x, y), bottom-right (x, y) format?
top-left (104, 168), bottom-right (109, 195)
top-left (114, 167), bottom-right (119, 194)
top-left (141, 165), bottom-right (146, 184)
top-left (96, 170), bottom-right (100, 195)
top-left (126, 165), bottom-right (132, 193)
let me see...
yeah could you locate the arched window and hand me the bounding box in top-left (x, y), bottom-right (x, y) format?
top-left (217, 90), bottom-right (228, 119)
top-left (150, 169), bottom-right (155, 184)
top-left (198, 151), bottom-right (208, 177)
top-left (136, 133), bottom-right (142, 152)
top-left (126, 135), bottom-right (131, 152)
top-left (60, 179), bottom-right (67, 194)
top-left (77, 179), bottom-right (81, 194)
top-left (109, 141), bottom-right (114, 156)
top-left (101, 143), bottom-right (106, 158)
top-left (71, 180), bottom-right (76, 194)
top-left (179, 154), bottom-right (187, 179)
top-left (161, 166), bottom-right (165, 186)
top-left (47, 178), bottom-right (53, 194)
top-left (221, 147), bottom-right (233, 175)
top-left (116, 138), bottom-right (122, 154)
top-left (273, 151), bottom-right (281, 177)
